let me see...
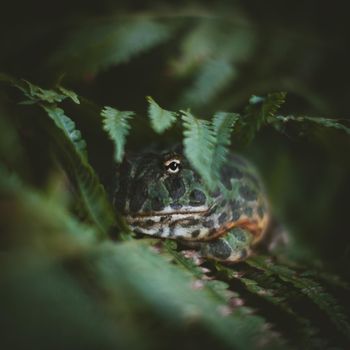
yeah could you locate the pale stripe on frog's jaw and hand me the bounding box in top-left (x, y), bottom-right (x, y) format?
top-left (125, 203), bottom-right (220, 240)
top-left (126, 204), bottom-right (210, 217)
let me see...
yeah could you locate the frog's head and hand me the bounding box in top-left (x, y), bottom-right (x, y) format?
top-left (114, 150), bottom-right (223, 240)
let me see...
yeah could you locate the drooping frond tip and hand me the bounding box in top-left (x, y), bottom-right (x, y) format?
top-left (101, 106), bottom-right (134, 163)
top-left (146, 96), bottom-right (177, 133)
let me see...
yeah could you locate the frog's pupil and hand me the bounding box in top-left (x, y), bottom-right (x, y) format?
top-left (169, 162), bottom-right (178, 171)
top-left (166, 161), bottom-right (180, 173)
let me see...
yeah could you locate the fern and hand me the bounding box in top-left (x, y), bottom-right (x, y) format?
top-left (2, 77), bottom-right (116, 237)
top-left (181, 110), bottom-right (216, 188)
top-left (96, 240), bottom-right (286, 350)
top-left (147, 96), bottom-right (177, 133)
top-left (181, 58), bottom-right (235, 107)
top-left (45, 111), bottom-right (116, 237)
top-left (211, 112), bottom-right (240, 180)
top-left (273, 115), bottom-right (350, 135)
top-left (237, 92), bottom-right (287, 144)
top-left (42, 105), bottom-right (87, 160)
top-left (21, 80), bottom-right (67, 104)
top-left (51, 18), bottom-right (174, 77)
top-left (0, 165), bottom-right (99, 247)
top-left (57, 85), bottom-right (80, 104)
top-left (247, 257), bottom-right (350, 342)
top-left (217, 263), bottom-right (330, 348)
top-left (101, 106), bottom-right (134, 163)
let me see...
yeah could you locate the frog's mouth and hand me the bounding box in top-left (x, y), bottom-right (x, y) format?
top-left (125, 203), bottom-right (221, 240)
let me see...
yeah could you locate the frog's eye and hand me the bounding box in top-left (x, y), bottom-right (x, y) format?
top-left (164, 159), bottom-right (181, 174)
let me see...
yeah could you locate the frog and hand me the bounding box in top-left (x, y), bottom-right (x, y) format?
top-left (113, 148), bottom-right (270, 263)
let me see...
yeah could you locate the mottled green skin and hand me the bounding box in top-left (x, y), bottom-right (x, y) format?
top-left (114, 149), bottom-right (269, 262)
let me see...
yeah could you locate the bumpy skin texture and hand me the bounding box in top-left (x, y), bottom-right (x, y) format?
top-left (114, 149), bottom-right (269, 262)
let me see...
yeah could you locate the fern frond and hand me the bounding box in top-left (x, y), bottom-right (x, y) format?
top-left (1, 77), bottom-right (79, 106)
top-left (181, 58), bottom-right (235, 107)
top-left (57, 85), bottom-right (80, 104)
top-left (181, 110), bottom-right (216, 188)
top-left (238, 92), bottom-right (287, 144)
top-left (21, 80), bottom-right (66, 103)
top-left (98, 240), bottom-right (286, 350)
top-left (248, 257), bottom-right (350, 341)
top-left (51, 18), bottom-right (174, 77)
top-left (101, 106), bottom-right (134, 163)
top-left (273, 115), bottom-right (350, 135)
top-left (2, 78), bottom-right (117, 237)
top-left (42, 105), bottom-right (87, 160)
top-left (0, 165), bottom-right (99, 248)
top-left (42, 107), bottom-right (116, 237)
top-left (211, 112), bottom-right (239, 180)
top-left (146, 96), bottom-right (177, 133)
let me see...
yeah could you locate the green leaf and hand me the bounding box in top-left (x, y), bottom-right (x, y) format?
top-left (216, 263), bottom-right (325, 348)
top-left (238, 92), bottom-right (287, 144)
top-left (181, 110), bottom-right (216, 188)
top-left (101, 106), bottom-right (134, 163)
top-left (181, 58), bottom-right (236, 107)
top-left (1, 76), bottom-right (78, 105)
top-left (50, 18), bottom-right (174, 77)
top-left (247, 92), bottom-right (287, 124)
top-left (96, 240), bottom-right (285, 350)
top-left (146, 96), bottom-right (177, 133)
top-left (42, 105), bottom-right (87, 160)
top-left (247, 257), bottom-right (350, 341)
top-left (41, 105), bottom-right (116, 237)
top-left (211, 112), bottom-right (240, 180)
top-left (1, 77), bottom-right (118, 237)
top-left (0, 165), bottom-right (98, 248)
top-left (21, 80), bottom-right (66, 103)
top-left (57, 85), bottom-right (80, 104)
top-left (273, 115), bottom-right (350, 135)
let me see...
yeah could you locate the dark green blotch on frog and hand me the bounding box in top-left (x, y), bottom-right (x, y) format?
top-left (230, 200), bottom-right (241, 220)
top-left (189, 189), bottom-right (206, 206)
top-left (208, 240), bottom-right (232, 260)
top-left (239, 185), bottom-right (257, 201)
top-left (218, 212), bottom-right (227, 225)
top-left (164, 176), bottom-right (186, 201)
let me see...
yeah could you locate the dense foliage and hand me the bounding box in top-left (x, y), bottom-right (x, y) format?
top-left (1, 2), bottom-right (350, 349)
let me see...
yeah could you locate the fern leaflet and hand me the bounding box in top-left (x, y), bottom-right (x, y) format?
top-left (181, 110), bottom-right (216, 188)
top-left (211, 112), bottom-right (239, 180)
top-left (238, 92), bottom-right (287, 144)
top-left (42, 105), bottom-right (87, 160)
top-left (247, 257), bottom-right (350, 341)
top-left (273, 115), bottom-right (350, 135)
top-left (146, 96), bottom-right (177, 133)
top-left (101, 106), bottom-right (134, 163)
